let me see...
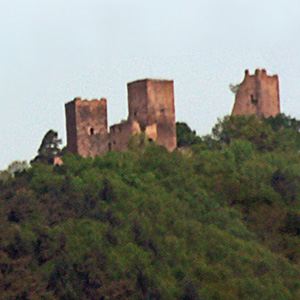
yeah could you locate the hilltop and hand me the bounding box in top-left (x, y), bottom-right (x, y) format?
top-left (0, 114), bottom-right (300, 299)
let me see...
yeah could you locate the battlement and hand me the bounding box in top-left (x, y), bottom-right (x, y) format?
top-left (66, 97), bottom-right (107, 106)
top-left (244, 69), bottom-right (278, 79)
top-left (231, 69), bottom-right (280, 118)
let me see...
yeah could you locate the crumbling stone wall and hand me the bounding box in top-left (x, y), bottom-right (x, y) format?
top-left (65, 98), bottom-right (108, 157)
top-left (231, 69), bottom-right (280, 118)
top-left (109, 120), bottom-right (141, 151)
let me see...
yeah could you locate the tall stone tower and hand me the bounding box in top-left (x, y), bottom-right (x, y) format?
top-left (65, 98), bottom-right (108, 157)
top-left (109, 79), bottom-right (176, 152)
top-left (127, 79), bottom-right (177, 151)
top-left (231, 69), bottom-right (280, 117)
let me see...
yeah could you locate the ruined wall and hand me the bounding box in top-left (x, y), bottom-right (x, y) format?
top-left (127, 79), bottom-right (177, 151)
top-left (231, 69), bottom-right (280, 118)
top-left (65, 98), bottom-right (108, 157)
top-left (109, 120), bottom-right (141, 151)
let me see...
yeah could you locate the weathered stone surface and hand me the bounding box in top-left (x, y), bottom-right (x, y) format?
top-left (231, 69), bottom-right (280, 117)
top-left (65, 98), bottom-right (108, 157)
top-left (109, 120), bottom-right (141, 151)
top-left (127, 79), bottom-right (177, 151)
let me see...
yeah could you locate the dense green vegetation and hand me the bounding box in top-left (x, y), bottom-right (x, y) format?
top-left (1, 114), bottom-right (300, 299)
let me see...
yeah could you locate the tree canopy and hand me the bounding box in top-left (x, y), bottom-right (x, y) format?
top-left (0, 114), bottom-right (300, 299)
top-left (31, 130), bottom-right (62, 164)
top-left (176, 122), bottom-right (202, 148)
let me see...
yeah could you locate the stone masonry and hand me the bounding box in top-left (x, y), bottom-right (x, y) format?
top-left (65, 98), bottom-right (108, 157)
top-left (231, 69), bottom-right (280, 117)
top-left (65, 79), bottom-right (177, 157)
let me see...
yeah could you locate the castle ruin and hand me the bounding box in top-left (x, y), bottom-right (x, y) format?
top-left (231, 69), bottom-right (280, 117)
top-left (65, 79), bottom-right (176, 157)
top-left (64, 69), bottom-right (281, 158)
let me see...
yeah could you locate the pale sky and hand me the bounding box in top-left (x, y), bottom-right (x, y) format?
top-left (1, 0), bottom-right (300, 168)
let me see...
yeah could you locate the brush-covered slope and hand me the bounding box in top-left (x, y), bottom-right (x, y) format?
top-left (1, 114), bottom-right (300, 299)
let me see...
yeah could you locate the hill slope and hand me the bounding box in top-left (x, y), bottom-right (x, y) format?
top-left (1, 115), bottom-right (300, 299)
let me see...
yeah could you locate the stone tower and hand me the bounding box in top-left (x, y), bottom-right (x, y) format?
top-left (231, 69), bottom-right (280, 117)
top-left (109, 79), bottom-right (177, 152)
top-left (65, 98), bottom-right (108, 157)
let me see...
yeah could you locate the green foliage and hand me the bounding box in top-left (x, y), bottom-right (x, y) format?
top-left (127, 133), bottom-right (153, 152)
top-left (31, 130), bottom-right (62, 164)
top-left (0, 160), bottom-right (29, 182)
top-left (176, 122), bottom-right (202, 148)
top-left (1, 115), bottom-right (300, 298)
top-left (7, 160), bottom-right (29, 176)
top-left (0, 170), bottom-right (11, 182)
top-left (210, 114), bottom-right (300, 152)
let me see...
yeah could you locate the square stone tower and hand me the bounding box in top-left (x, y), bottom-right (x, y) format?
top-left (231, 69), bottom-right (280, 118)
top-left (127, 79), bottom-right (177, 151)
top-left (65, 98), bottom-right (108, 157)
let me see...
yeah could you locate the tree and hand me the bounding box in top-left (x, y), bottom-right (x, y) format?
top-left (211, 114), bottom-right (300, 151)
top-left (266, 114), bottom-right (300, 132)
top-left (211, 115), bottom-right (274, 151)
top-left (176, 122), bottom-right (202, 148)
top-left (229, 83), bottom-right (241, 94)
top-left (7, 160), bottom-right (29, 176)
top-left (0, 170), bottom-right (11, 181)
top-left (31, 130), bottom-right (62, 164)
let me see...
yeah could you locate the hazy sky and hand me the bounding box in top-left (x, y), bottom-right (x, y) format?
top-left (1, 0), bottom-right (300, 168)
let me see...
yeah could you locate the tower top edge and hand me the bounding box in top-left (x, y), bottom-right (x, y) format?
top-left (244, 69), bottom-right (278, 79)
top-left (127, 78), bottom-right (174, 85)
